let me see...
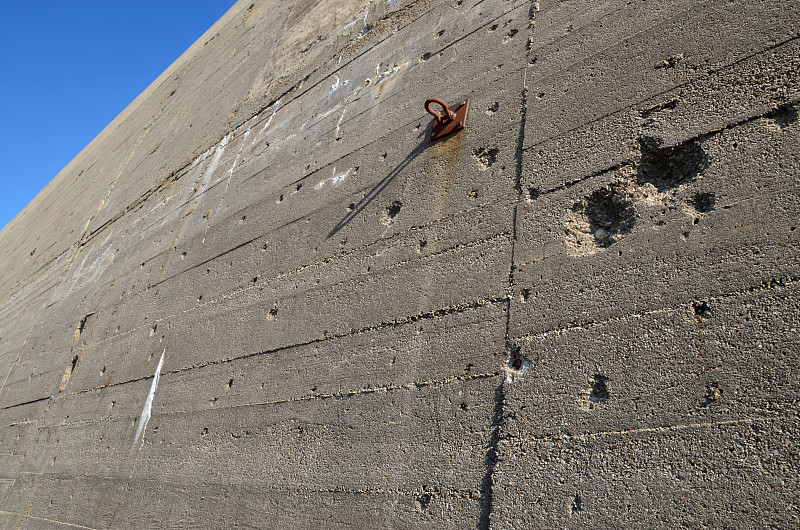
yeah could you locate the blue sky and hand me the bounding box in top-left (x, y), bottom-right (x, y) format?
top-left (0, 1), bottom-right (237, 231)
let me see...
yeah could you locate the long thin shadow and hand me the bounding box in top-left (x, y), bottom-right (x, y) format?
top-left (327, 138), bottom-right (429, 239)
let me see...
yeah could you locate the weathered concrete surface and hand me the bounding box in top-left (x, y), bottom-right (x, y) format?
top-left (0, 0), bottom-right (797, 527)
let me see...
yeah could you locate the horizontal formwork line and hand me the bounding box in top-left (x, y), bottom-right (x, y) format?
top-left (5, 226), bottom-right (515, 376)
top-left (525, 96), bottom-right (800, 200)
top-left (502, 416), bottom-right (782, 447)
top-left (90, 228), bottom-right (514, 348)
top-left (523, 34), bottom-right (800, 152)
top-left (0, 295), bottom-right (510, 413)
top-left (0, 512), bottom-right (96, 530)
top-left (18, 371), bottom-right (503, 431)
top-left (508, 274), bottom-right (800, 343)
top-left (0, 473), bottom-right (479, 501)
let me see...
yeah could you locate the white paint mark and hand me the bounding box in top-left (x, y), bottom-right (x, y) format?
top-left (227, 128), bottom-right (250, 176)
top-left (377, 61), bottom-right (410, 84)
top-left (336, 105), bottom-right (348, 136)
top-left (331, 168), bottom-right (352, 185)
top-left (316, 167), bottom-right (353, 190)
top-left (205, 134), bottom-right (230, 181)
top-left (133, 349), bottom-right (165, 448)
top-left (329, 76), bottom-right (349, 96)
top-left (259, 99), bottom-right (281, 135)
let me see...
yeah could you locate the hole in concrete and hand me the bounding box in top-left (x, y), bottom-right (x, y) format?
top-left (295, 183), bottom-right (303, 192)
top-left (486, 102), bottom-right (500, 115)
top-left (415, 487), bottom-right (435, 511)
top-left (507, 342), bottom-right (531, 373)
top-left (503, 28), bottom-right (518, 43)
top-left (473, 147), bottom-right (499, 170)
top-left (347, 203), bottom-right (355, 212)
top-left (74, 313), bottom-right (93, 341)
top-left (227, 379), bottom-right (234, 390)
top-left (434, 30), bottom-right (445, 39)
top-left (489, 24), bottom-right (498, 32)
top-left (589, 374), bottom-right (610, 403)
top-left (689, 192), bottom-right (715, 213)
top-left (381, 201), bottom-right (403, 226)
top-left (637, 136), bottom-right (709, 192)
top-left (201, 427), bottom-right (209, 437)
top-left (766, 102), bottom-right (798, 129)
top-left (585, 187), bottom-right (635, 245)
top-left (469, 189), bottom-right (479, 199)
top-left (702, 383), bottom-right (723, 407)
top-left (693, 300), bottom-right (711, 319)
top-left (571, 493), bottom-right (583, 514)
top-left (59, 355), bottom-right (80, 393)
top-left (518, 288), bottom-right (530, 303)
top-left (526, 187), bottom-right (540, 201)
top-left (267, 305), bottom-right (278, 321)
top-left (180, 251), bottom-right (187, 260)
top-left (418, 239), bottom-right (427, 253)
top-left (277, 194), bottom-right (284, 203)
top-left (149, 324), bottom-right (157, 337)
top-left (654, 53), bottom-right (684, 70)
top-left (565, 185), bottom-right (635, 252)
top-left (420, 52), bottom-right (432, 62)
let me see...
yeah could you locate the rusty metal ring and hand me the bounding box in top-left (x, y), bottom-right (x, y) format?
top-left (424, 98), bottom-right (457, 125)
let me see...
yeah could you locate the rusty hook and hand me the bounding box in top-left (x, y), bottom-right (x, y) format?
top-left (424, 98), bottom-right (457, 125)
top-left (424, 97), bottom-right (470, 141)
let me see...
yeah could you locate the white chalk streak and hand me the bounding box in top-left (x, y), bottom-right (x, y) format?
top-left (133, 349), bottom-right (165, 447)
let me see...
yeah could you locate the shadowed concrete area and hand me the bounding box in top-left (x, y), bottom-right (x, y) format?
top-left (0, 0), bottom-right (797, 527)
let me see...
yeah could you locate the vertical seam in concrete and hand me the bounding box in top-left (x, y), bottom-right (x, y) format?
top-left (478, 2), bottom-right (538, 528)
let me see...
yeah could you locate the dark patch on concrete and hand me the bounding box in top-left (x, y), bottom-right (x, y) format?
top-left (571, 493), bottom-right (583, 514)
top-left (693, 300), bottom-right (712, 319)
top-left (766, 102), bottom-right (799, 129)
top-left (589, 374), bottom-right (610, 403)
top-left (381, 200), bottom-right (403, 226)
top-left (689, 192), bottom-right (715, 213)
top-left (74, 313), bottom-right (94, 341)
top-left (637, 136), bottom-right (709, 192)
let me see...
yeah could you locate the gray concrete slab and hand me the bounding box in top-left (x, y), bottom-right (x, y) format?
top-left (0, 0), bottom-right (798, 526)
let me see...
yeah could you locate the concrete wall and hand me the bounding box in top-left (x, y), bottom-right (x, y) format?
top-left (0, 0), bottom-right (797, 527)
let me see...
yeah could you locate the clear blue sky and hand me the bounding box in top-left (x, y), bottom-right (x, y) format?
top-left (0, 1), bottom-right (238, 231)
